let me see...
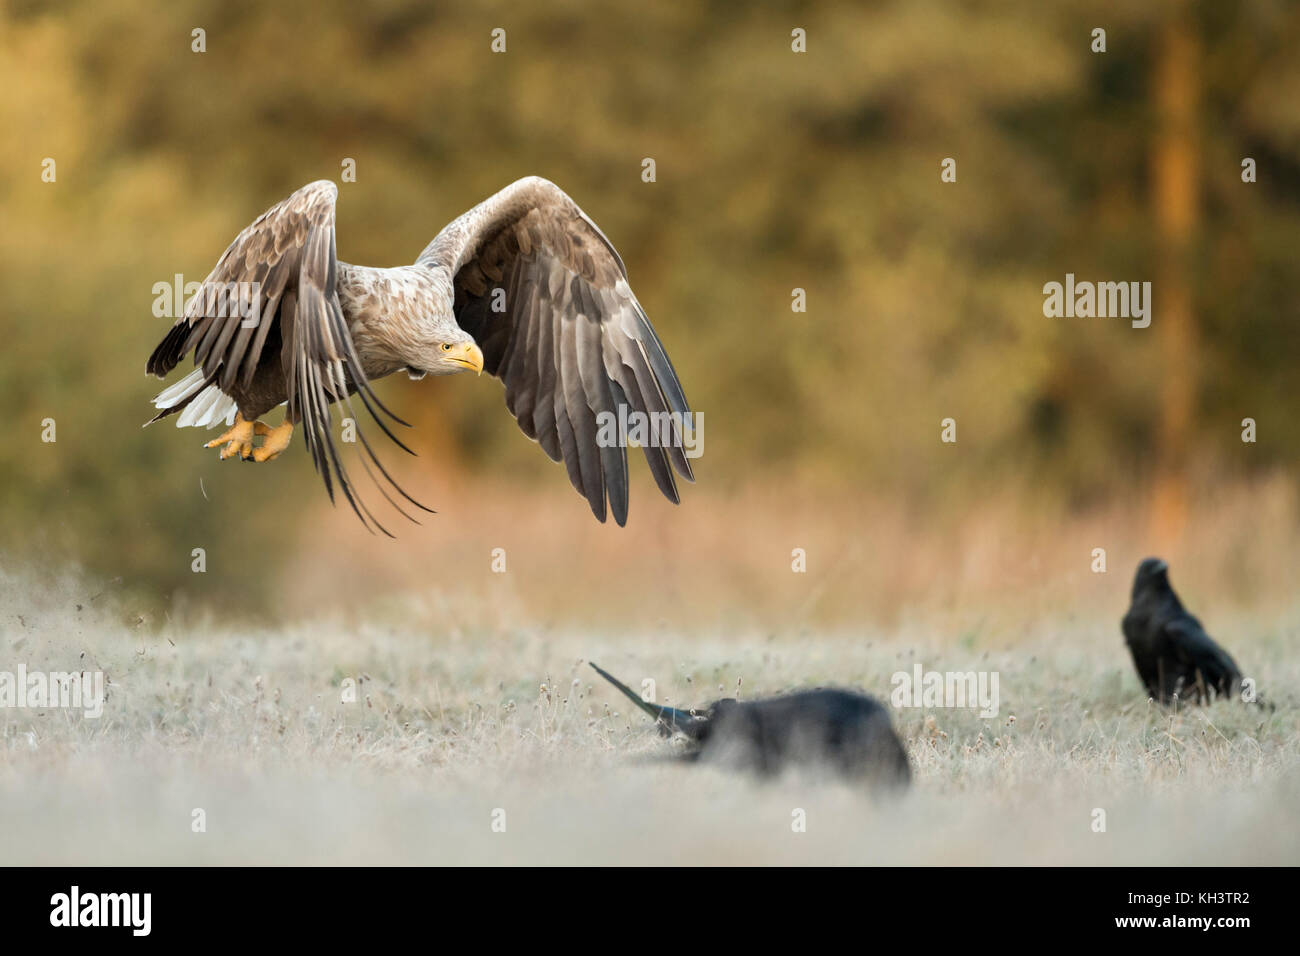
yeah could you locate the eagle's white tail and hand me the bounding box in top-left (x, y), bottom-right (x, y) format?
top-left (150, 368), bottom-right (238, 428)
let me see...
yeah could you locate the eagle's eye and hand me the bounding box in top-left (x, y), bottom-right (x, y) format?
top-left (441, 343), bottom-right (452, 351)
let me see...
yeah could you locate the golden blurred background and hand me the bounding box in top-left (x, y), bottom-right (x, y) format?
top-left (1, 0), bottom-right (1297, 629)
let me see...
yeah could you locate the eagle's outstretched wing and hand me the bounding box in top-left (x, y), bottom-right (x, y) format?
top-left (147, 180), bottom-right (423, 534)
top-left (418, 177), bottom-right (694, 526)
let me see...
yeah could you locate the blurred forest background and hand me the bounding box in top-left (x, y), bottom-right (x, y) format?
top-left (1, 0), bottom-right (1297, 629)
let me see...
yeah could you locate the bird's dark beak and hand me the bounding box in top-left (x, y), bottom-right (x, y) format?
top-left (589, 662), bottom-right (709, 739)
top-left (446, 341), bottom-right (484, 375)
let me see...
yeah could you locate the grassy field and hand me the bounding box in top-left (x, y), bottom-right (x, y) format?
top-left (1, 556), bottom-right (1296, 866)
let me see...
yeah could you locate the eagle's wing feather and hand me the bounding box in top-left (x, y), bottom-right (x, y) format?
top-left (418, 176), bottom-right (693, 526)
top-left (147, 180), bottom-right (424, 533)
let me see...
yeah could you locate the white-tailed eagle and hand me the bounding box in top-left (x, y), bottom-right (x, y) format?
top-left (146, 178), bottom-right (694, 533)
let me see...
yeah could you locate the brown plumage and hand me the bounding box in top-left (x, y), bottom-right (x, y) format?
top-left (146, 178), bottom-right (694, 532)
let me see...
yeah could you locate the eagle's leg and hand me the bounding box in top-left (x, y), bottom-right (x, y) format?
top-left (251, 420), bottom-right (294, 463)
top-left (204, 414), bottom-right (257, 461)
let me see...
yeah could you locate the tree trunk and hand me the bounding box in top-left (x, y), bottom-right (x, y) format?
top-left (1149, 5), bottom-right (1200, 549)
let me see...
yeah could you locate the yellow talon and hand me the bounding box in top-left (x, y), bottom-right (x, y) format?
top-left (204, 415), bottom-right (293, 462)
top-left (251, 421), bottom-right (294, 462)
top-left (205, 414), bottom-right (255, 460)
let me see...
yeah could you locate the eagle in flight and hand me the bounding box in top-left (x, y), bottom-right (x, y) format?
top-left (146, 178), bottom-right (694, 533)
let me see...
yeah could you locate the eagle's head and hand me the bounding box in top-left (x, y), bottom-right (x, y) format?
top-left (406, 334), bottom-right (483, 379)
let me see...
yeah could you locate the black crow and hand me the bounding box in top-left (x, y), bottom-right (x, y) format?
top-left (590, 663), bottom-right (911, 788)
top-left (1122, 558), bottom-right (1244, 704)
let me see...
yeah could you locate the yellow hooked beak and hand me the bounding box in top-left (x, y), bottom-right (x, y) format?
top-left (444, 340), bottom-right (484, 375)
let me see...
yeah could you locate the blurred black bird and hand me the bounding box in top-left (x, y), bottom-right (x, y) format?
top-left (1122, 558), bottom-right (1244, 704)
top-left (590, 663), bottom-right (911, 788)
